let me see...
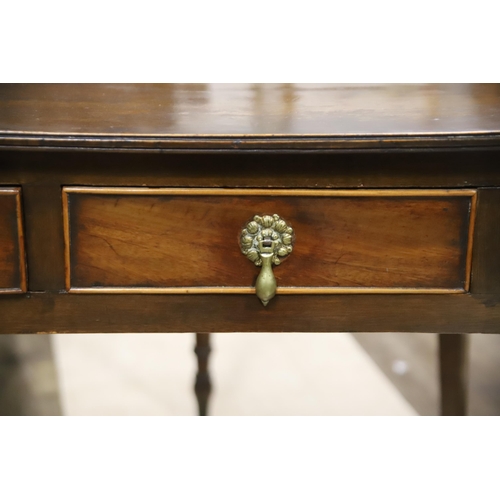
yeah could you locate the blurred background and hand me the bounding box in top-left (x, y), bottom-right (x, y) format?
top-left (1, 333), bottom-right (499, 416)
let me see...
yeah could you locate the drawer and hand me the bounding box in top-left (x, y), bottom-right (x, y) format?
top-left (0, 187), bottom-right (26, 293)
top-left (63, 187), bottom-right (476, 298)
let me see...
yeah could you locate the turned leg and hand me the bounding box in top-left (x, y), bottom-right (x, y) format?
top-left (194, 333), bottom-right (212, 416)
top-left (439, 334), bottom-right (468, 416)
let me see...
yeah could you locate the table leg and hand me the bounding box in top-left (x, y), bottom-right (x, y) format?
top-left (439, 334), bottom-right (468, 416)
top-left (194, 333), bottom-right (212, 416)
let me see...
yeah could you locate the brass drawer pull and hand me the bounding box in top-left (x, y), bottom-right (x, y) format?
top-left (239, 214), bottom-right (294, 305)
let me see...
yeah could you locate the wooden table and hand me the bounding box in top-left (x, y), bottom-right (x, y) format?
top-left (1, 83), bottom-right (500, 415)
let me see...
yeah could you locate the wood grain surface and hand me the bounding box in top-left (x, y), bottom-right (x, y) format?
top-left (2, 84), bottom-right (500, 150)
top-left (3, 150), bottom-right (500, 189)
top-left (64, 188), bottom-right (475, 292)
top-left (470, 189), bottom-right (500, 294)
top-left (0, 188), bottom-right (26, 292)
top-left (2, 292), bottom-right (500, 334)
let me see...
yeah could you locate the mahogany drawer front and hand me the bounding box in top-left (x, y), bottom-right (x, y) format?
top-left (0, 187), bottom-right (26, 293)
top-left (63, 187), bottom-right (476, 294)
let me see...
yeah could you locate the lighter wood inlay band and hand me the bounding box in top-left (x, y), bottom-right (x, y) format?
top-left (63, 187), bottom-right (477, 197)
top-left (68, 287), bottom-right (466, 295)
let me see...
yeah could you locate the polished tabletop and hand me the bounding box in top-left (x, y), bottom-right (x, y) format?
top-left (1, 83), bottom-right (500, 150)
